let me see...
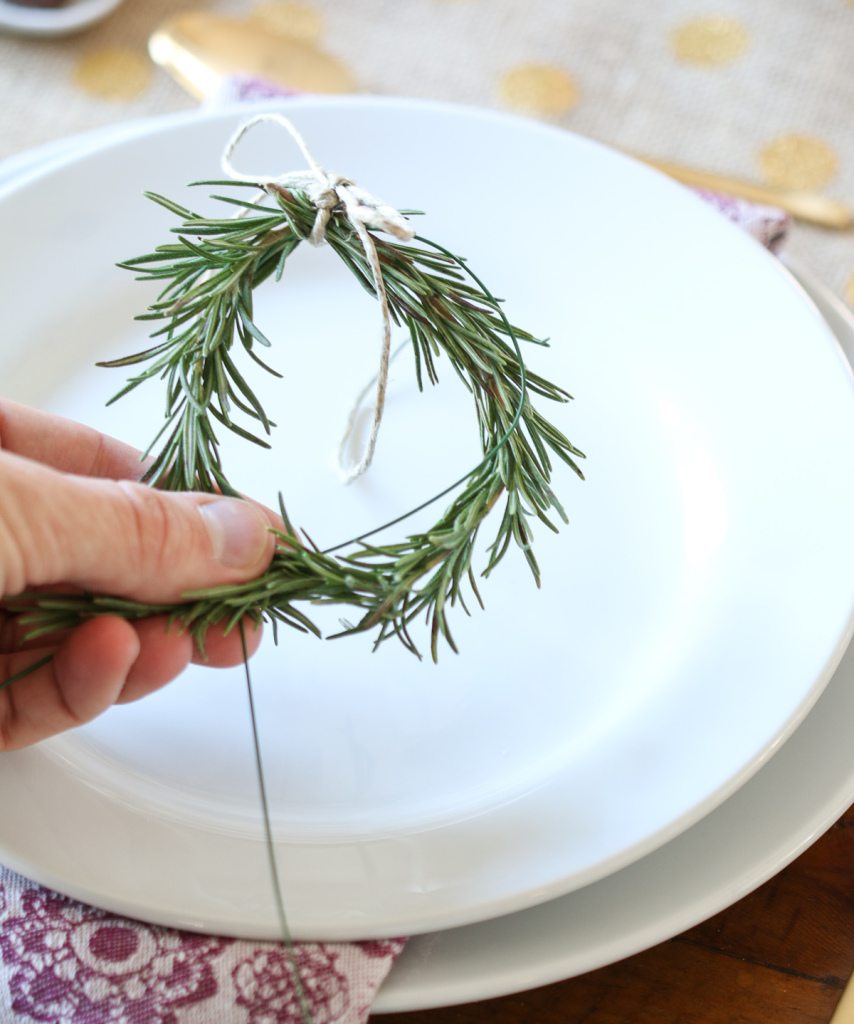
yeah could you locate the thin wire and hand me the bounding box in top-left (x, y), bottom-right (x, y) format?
top-left (240, 622), bottom-right (316, 1024)
top-left (322, 232), bottom-right (529, 555)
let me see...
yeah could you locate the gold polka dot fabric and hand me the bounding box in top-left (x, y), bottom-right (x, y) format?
top-left (73, 47), bottom-right (152, 102)
top-left (671, 16), bottom-right (750, 66)
top-left (499, 64), bottom-right (580, 116)
top-left (758, 134), bottom-right (839, 190)
top-left (0, 0), bottom-right (850, 304)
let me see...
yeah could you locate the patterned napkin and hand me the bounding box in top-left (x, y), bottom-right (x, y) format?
top-left (0, 78), bottom-right (790, 1024)
top-left (0, 873), bottom-right (403, 1023)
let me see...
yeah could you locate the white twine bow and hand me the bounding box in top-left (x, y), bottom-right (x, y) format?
top-left (221, 113), bottom-right (415, 483)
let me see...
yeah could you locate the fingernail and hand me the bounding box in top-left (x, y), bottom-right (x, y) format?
top-left (200, 499), bottom-right (269, 569)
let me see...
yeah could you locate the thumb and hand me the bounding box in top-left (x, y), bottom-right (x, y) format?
top-left (0, 452), bottom-right (275, 601)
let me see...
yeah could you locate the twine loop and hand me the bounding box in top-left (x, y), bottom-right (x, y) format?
top-left (222, 113), bottom-right (415, 482)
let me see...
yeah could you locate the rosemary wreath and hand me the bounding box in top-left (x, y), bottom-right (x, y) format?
top-left (13, 117), bottom-right (585, 664)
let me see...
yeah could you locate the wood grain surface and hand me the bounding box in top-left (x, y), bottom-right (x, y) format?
top-left (374, 805), bottom-right (854, 1024)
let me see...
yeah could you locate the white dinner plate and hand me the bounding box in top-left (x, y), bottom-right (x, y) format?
top-left (3, 118), bottom-right (852, 1015)
top-left (376, 266), bottom-right (854, 1010)
top-left (0, 0), bottom-right (123, 37)
top-left (0, 98), bottom-right (852, 941)
top-left (0, 121), bottom-right (147, 187)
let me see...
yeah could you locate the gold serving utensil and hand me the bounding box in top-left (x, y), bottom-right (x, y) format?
top-left (149, 11), bottom-right (356, 98)
top-left (635, 155), bottom-right (851, 231)
top-left (149, 12), bottom-right (851, 231)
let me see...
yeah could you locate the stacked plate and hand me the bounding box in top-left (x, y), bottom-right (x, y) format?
top-left (1, 99), bottom-right (852, 1013)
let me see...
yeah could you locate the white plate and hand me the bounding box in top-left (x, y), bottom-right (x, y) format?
top-left (0, 98), bottom-right (852, 940)
top-left (2, 132), bottom-right (853, 1013)
top-left (0, 0), bottom-right (123, 37)
top-left (376, 266), bottom-right (854, 1010)
top-left (0, 122), bottom-right (147, 187)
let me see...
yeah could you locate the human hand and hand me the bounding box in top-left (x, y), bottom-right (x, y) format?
top-left (0, 400), bottom-right (276, 751)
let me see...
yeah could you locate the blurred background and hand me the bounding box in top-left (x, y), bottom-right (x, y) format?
top-left (0, 0), bottom-right (852, 304)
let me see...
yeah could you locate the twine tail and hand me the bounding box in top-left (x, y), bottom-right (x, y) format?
top-left (335, 215), bottom-right (392, 483)
top-left (220, 113), bottom-right (415, 484)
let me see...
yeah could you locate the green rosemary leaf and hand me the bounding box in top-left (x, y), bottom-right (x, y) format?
top-left (237, 306), bottom-right (273, 347)
top-left (207, 405), bottom-right (273, 449)
top-left (188, 179), bottom-right (261, 188)
top-left (142, 191), bottom-right (198, 219)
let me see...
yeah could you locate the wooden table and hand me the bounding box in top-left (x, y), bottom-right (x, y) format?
top-left (376, 805), bottom-right (854, 1024)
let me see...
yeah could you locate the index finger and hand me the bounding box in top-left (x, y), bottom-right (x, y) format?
top-left (0, 399), bottom-right (286, 535)
top-left (0, 398), bottom-right (146, 480)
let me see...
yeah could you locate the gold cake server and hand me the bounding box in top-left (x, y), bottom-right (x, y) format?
top-left (149, 11), bottom-right (355, 98)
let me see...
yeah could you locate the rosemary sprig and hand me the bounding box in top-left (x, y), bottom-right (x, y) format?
top-left (16, 181), bottom-right (585, 661)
